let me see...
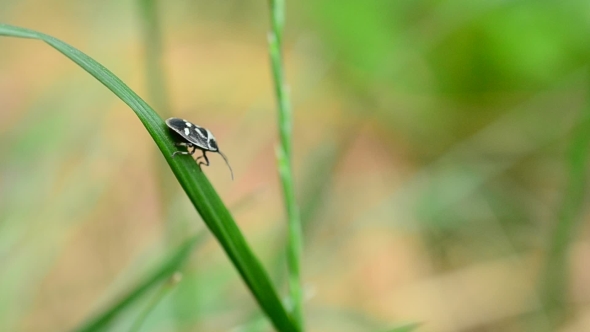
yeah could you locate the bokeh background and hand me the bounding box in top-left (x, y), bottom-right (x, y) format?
top-left (1, 1), bottom-right (590, 331)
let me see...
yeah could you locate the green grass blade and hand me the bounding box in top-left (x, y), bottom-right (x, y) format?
top-left (75, 234), bottom-right (201, 332)
top-left (0, 23), bottom-right (298, 332)
top-left (128, 272), bottom-right (182, 332)
top-left (267, 0), bottom-right (305, 329)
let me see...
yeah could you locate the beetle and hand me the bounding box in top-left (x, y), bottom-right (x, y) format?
top-left (166, 117), bottom-right (233, 180)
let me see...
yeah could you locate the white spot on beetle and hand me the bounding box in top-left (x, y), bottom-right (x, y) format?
top-left (185, 122), bottom-right (192, 127)
top-left (184, 128), bottom-right (190, 135)
top-left (195, 127), bottom-right (207, 138)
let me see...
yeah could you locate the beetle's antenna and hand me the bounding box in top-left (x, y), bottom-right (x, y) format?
top-left (218, 150), bottom-right (234, 180)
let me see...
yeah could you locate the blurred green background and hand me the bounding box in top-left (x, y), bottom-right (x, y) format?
top-left (1, 0), bottom-right (590, 331)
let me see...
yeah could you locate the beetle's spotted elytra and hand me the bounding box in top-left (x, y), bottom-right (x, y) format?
top-left (166, 117), bottom-right (233, 180)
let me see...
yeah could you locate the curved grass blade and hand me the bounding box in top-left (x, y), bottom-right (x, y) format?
top-left (75, 234), bottom-right (202, 332)
top-left (128, 271), bottom-right (183, 332)
top-left (0, 23), bottom-right (299, 332)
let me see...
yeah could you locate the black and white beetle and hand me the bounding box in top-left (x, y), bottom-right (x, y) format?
top-left (166, 117), bottom-right (234, 180)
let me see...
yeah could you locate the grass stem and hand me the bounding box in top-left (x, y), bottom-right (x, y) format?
top-left (267, 0), bottom-right (304, 329)
top-left (139, 0), bottom-right (171, 117)
top-left (129, 272), bottom-right (183, 332)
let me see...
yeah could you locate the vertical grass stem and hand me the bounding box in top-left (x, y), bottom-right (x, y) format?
top-left (267, 0), bottom-right (304, 329)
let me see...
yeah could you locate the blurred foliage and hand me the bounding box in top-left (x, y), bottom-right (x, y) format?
top-left (1, 0), bottom-right (590, 331)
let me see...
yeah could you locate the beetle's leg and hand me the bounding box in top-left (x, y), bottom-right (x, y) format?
top-left (197, 151), bottom-right (209, 167)
top-left (172, 142), bottom-right (193, 158)
top-left (189, 145), bottom-right (198, 155)
top-left (172, 150), bottom-right (190, 158)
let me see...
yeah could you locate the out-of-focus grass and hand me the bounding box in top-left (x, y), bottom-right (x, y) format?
top-left (2, 1), bottom-right (590, 331)
top-left (539, 70), bottom-right (590, 328)
top-left (76, 234), bottom-right (201, 332)
top-left (0, 81), bottom-right (112, 331)
top-left (138, 0), bottom-right (171, 118)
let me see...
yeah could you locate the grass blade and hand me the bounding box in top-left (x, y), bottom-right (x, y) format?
top-left (75, 234), bottom-right (201, 332)
top-left (128, 272), bottom-right (183, 332)
top-left (0, 23), bottom-right (298, 332)
top-left (267, 0), bottom-right (305, 329)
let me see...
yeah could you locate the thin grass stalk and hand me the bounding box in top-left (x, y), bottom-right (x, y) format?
top-left (139, 0), bottom-right (171, 116)
top-left (267, 0), bottom-right (304, 329)
top-left (75, 234), bottom-right (202, 332)
top-left (138, 0), bottom-right (176, 224)
top-left (129, 272), bottom-right (183, 332)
